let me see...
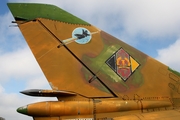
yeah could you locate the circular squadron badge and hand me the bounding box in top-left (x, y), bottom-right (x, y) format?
top-left (72, 27), bottom-right (92, 44)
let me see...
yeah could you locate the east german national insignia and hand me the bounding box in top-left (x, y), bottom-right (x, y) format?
top-left (106, 48), bottom-right (140, 82)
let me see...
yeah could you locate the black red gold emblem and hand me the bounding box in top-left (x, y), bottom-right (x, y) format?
top-left (106, 48), bottom-right (140, 82)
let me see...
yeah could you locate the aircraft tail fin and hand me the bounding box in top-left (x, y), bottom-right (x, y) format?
top-left (8, 3), bottom-right (180, 103)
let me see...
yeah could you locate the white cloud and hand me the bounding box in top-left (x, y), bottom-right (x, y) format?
top-left (0, 84), bottom-right (5, 93)
top-left (156, 39), bottom-right (180, 72)
top-left (119, 1), bottom-right (180, 37)
top-left (0, 47), bottom-right (42, 82)
top-left (25, 76), bottom-right (51, 89)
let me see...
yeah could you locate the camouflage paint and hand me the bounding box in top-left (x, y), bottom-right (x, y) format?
top-left (8, 3), bottom-right (90, 25)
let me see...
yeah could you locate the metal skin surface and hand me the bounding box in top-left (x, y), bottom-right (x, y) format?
top-left (8, 3), bottom-right (180, 120)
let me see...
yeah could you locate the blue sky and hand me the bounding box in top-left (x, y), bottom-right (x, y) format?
top-left (1, 0), bottom-right (180, 120)
top-left (0, 0), bottom-right (9, 14)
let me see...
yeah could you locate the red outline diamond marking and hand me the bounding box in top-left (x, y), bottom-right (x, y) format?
top-left (106, 48), bottom-right (140, 82)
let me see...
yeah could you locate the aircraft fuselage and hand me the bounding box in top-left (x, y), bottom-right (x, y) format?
top-left (17, 98), bottom-right (172, 117)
